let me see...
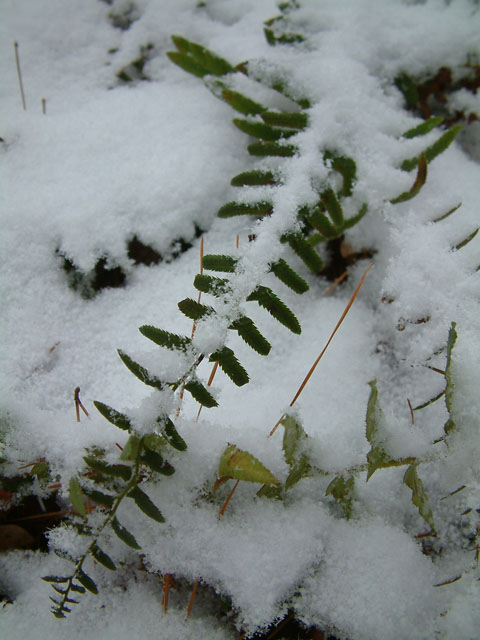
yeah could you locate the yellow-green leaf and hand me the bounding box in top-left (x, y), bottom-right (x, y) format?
top-left (218, 444), bottom-right (279, 485)
top-left (68, 476), bottom-right (86, 516)
top-left (403, 464), bottom-right (435, 531)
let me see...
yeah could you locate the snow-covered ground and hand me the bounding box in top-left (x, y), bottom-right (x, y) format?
top-left (1, 1), bottom-right (479, 638)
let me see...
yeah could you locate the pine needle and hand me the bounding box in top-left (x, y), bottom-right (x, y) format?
top-left (218, 479), bottom-right (240, 518)
top-left (185, 579), bottom-right (199, 619)
top-left (270, 262), bottom-right (373, 436)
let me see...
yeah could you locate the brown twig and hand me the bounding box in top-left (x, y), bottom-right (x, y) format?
top-left (407, 398), bottom-right (415, 425)
top-left (161, 573), bottom-right (173, 613)
top-left (270, 262), bottom-right (373, 436)
top-left (186, 578), bottom-right (199, 619)
top-left (218, 479), bottom-right (240, 518)
top-left (14, 42), bottom-right (26, 110)
top-left (322, 270), bottom-right (348, 296)
top-left (74, 387), bottom-right (89, 422)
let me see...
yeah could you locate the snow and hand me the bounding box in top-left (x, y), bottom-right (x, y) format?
top-left (1, 0), bottom-right (479, 639)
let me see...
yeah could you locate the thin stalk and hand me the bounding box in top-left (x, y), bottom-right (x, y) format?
top-left (270, 263), bottom-right (373, 436)
top-left (14, 42), bottom-right (26, 110)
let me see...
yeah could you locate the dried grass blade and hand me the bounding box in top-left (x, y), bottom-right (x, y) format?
top-left (270, 262), bottom-right (373, 436)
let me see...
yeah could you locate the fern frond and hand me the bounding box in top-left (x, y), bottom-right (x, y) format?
top-left (247, 285), bottom-right (301, 334)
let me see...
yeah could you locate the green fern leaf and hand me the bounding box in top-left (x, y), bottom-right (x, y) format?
top-left (119, 435), bottom-right (142, 461)
top-left (170, 35), bottom-right (191, 53)
top-left (93, 401), bottom-right (132, 431)
top-left (128, 486), bottom-right (165, 523)
top-left (269, 258), bottom-right (309, 293)
top-left (83, 457), bottom-right (132, 482)
top-left (169, 36), bottom-right (233, 77)
top-left (394, 72), bottom-right (419, 108)
top-left (139, 447), bottom-right (165, 473)
top-left (261, 110), bottom-right (307, 129)
top-left (217, 201), bottom-right (273, 218)
top-left (229, 315), bottom-right (272, 355)
top-left (444, 322), bottom-right (457, 435)
top-left (285, 233), bottom-right (324, 273)
top-left (263, 26), bottom-right (305, 46)
top-left (231, 169), bottom-right (277, 187)
top-left (117, 350), bottom-right (165, 391)
top-left (342, 203), bottom-right (368, 230)
top-left (68, 477), bottom-right (86, 516)
top-left (77, 570), bottom-right (98, 595)
top-left (187, 41), bottom-right (233, 76)
top-left (233, 118), bottom-right (295, 140)
top-left (402, 116), bottom-right (444, 139)
top-left (210, 346), bottom-right (249, 386)
top-left (42, 576), bottom-right (70, 584)
top-left (167, 51), bottom-right (208, 78)
top-left (248, 141), bottom-right (296, 157)
top-left (455, 228), bottom-right (479, 251)
top-left (308, 207), bottom-right (338, 238)
top-left (391, 153), bottom-right (427, 203)
top-left (194, 274), bottom-right (230, 296)
top-left (139, 326), bottom-right (192, 351)
top-left (321, 188), bottom-right (344, 227)
top-left (69, 583), bottom-right (86, 594)
top-left (222, 89), bottom-right (266, 115)
top-left (177, 298), bottom-right (214, 320)
top-left (202, 254), bottom-right (238, 272)
top-left (401, 125), bottom-right (462, 171)
top-left (160, 417), bottom-right (187, 451)
top-left (246, 285), bottom-right (301, 334)
top-left (184, 379), bottom-right (219, 407)
top-left (91, 545), bottom-right (116, 571)
top-left (111, 517), bottom-right (141, 550)
top-left (324, 151), bottom-right (357, 197)
top-left (83, 488), bottom-right (115, 509)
